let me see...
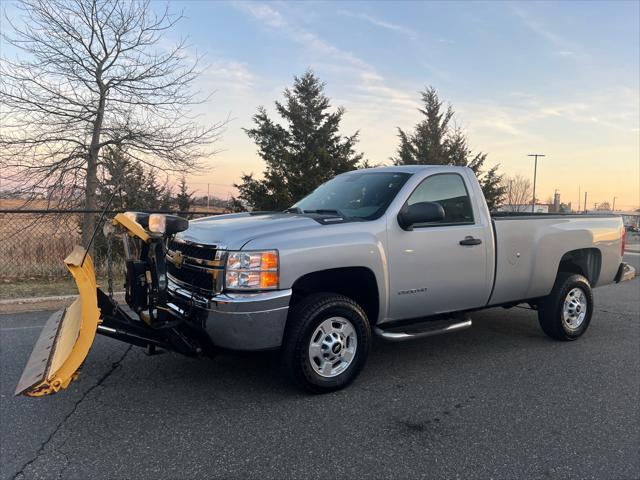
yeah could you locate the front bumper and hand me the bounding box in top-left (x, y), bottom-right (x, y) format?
top-left (615, 262), bottom-right (636, 283)
top-left (168, 280), bottom-right (291, 350)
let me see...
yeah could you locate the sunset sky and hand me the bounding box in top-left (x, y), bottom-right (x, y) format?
top-left (5, 1), bottom-right (640, 210)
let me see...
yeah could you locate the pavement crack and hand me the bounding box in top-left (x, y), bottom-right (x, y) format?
top-left (12, 345), bottom-right (132, 480)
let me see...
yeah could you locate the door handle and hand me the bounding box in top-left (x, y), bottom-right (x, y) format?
top-left (459, 236), bottom-right (482, 246)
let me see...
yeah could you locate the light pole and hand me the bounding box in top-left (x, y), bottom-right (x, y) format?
top-left (528, 154), bottom-right (545, 212)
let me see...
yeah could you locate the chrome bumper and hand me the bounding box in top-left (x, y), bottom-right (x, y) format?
top-left (168, 279), bottom-right (291, 350)
top-left (615, 262), bottom-right (636, 283)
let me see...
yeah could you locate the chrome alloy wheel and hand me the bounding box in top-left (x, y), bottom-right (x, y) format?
top-left (562, 287), bottom-right (588, 330)
top-left (308, 317), bottom-right (358, 378)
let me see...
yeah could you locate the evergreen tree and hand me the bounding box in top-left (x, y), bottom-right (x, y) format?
top-left (479, 164), bottom-right (507, 211)
top-left (234, 71), bottom-right (364, 211)
top-left (175, 176), bottom-right (192, 214)
top-left (98, 146), bottom-right (170, 211)
top-left (394, 86), bottom-right (504, 209)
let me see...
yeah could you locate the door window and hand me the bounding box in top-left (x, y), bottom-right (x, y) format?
top-left (406, 173), bottom-right (474, 225)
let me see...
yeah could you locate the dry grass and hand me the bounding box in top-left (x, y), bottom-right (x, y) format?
top-left (0, 198), bottom-right (61, 209)
top-left (0, 211), bottom-right (83, 279)
top-left (0, 275), bottom-right (124, 300)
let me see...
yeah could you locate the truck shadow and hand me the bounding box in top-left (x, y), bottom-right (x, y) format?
top-left (109, 305), bottom-right (549, 400)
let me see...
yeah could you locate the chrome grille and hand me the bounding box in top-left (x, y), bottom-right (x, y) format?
top-left (166, 239), bottom-right (224, 295)
top-left (168, 239), bottom-right (219, 262)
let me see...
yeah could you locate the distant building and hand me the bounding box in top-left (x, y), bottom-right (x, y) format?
top-left (558, 202), bottom-right (572, 213)
top-left (551, 192), bottom-right (561, 212)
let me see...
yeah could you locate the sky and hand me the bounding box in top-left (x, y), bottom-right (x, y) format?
top-left (4, 1), bottom-right (640, 210)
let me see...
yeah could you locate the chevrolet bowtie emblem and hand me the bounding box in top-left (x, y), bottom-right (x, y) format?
top-left (173, 250), bottom-right (184, 269)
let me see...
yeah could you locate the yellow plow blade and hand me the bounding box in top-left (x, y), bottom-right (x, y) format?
top-left (15, 246), bottom-right (101, 397)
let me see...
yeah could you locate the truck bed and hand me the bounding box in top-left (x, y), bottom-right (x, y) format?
top-left (488, 213), bottom-right (623, 306)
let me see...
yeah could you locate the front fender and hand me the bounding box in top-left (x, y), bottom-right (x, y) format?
top-left (243, 225), bottom-right (389, 323)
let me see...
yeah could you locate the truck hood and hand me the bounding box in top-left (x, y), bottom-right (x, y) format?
top-left (175, 212), bottom-right (321, 249)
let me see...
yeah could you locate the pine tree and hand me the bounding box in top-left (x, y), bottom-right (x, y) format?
top-left (98, 146), bottom-right (170, 211)
top-left (234, 71), bottom-right (364, 211)
top-left (175, 176), bottom-right (192, 214)
top-left (479, 165), bottom-right (507, 211)
top-left (394, 86), bottom-right (504, 209)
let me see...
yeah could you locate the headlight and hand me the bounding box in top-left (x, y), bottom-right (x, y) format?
top-left (225, 251), bottom-right (279, 290)
top-left (148, 214), bottom-right (166, 233)
top-left (122, 211), bottom-right (149, 228)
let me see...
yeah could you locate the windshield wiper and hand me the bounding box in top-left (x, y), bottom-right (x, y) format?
top-left (302, 209), bottom-right (348, 218)
top-left (284, 207), bottom-right (302, 214)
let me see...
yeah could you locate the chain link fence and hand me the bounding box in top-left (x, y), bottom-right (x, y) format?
top-left (0, 209), bottom-right (224, 281)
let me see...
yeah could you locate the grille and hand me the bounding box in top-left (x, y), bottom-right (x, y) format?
top-left (166, 240), bottom-right (223, 294)
top-left (167, 262), bottom-right (216, 293)
top-left (168, 239), bottom-right (219, 261)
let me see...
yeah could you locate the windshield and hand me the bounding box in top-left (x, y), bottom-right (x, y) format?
top-left (292, 171), bottom-right (411, 220)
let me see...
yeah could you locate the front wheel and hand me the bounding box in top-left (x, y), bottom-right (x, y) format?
top-left (538, 273), bottom-right (593, 341)
top-left (282, 293), bottom-right (371, 393)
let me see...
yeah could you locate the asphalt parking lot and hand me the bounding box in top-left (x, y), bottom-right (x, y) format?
top-left (1, 277), bottom-right (638, 480)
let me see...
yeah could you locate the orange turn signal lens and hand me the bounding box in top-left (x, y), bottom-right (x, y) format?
top-left (260, 271), bottom-right (279, 288)
top-left (261, 252), bottom-right (278, 270)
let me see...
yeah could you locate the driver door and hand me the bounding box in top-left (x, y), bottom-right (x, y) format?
top-left (387, 172), bottom-right (492, 320)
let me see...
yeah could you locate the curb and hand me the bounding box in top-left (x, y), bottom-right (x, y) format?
top-left (0, 292), bottom-right (125, 315)
top-left (0, 293), bottom-right (80, 306)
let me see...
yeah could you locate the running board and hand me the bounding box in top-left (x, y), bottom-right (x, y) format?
top-left (374, 316), bottom-right (472, 342)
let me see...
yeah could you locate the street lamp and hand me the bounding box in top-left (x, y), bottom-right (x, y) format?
top-left (528, 154), bottom-right (545, 213)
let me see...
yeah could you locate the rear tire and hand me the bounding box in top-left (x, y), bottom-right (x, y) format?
top-left (282, 293), bottom-right (371, 393)
top-left (538, 273), bottom-right (593, 341)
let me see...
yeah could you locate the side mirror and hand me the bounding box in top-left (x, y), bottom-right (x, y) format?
top-left (397, 201), bottom-right (445, 230)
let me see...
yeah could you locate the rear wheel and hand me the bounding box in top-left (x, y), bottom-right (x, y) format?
top-left (282, 293), bottom-right (371, 393)
top-left (538, 273), bottom-right (593, 341)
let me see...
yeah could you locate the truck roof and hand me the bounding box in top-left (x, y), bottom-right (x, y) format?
top-left (345, 165), bottom-right (471, 174)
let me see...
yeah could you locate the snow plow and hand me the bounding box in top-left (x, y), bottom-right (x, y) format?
top-left (15, 212), bottom-right (209, 397)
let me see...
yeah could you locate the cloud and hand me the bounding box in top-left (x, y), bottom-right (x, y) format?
top-left (508, 3), bottom-right (589, 60)
top-left (233, 2), bottom-right (419, 114)
top-left (202, 60), bottom-right (255, 95)
top-left (235, 2), bottom-right (370, 70)
top-left (337, 9), bottom-right (418, 40)
top-left (236, 2), bottom-right (286, 28)
top-left (509, 3), bottom-right (566, 48)
top-left (457, 86), bottom-right (639, 142)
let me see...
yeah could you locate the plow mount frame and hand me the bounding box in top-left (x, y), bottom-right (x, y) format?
top-left (96, 288), bottom-right (206, 357)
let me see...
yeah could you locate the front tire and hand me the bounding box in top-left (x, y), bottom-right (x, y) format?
top-left (282, 293), bottom-right (371, 393)
top-left (538, 273), bottom-right (593, 341)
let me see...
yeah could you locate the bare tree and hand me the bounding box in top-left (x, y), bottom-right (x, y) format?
top-left (503, 175), bottom-right (533, 212)
top-left (1, 0), bottom-right (224, 244)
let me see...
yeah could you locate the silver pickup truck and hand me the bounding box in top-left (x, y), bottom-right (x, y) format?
top-left (164, 165), bottom-right (634, 392)
top-left (15, 165), bottom-right (635, 397)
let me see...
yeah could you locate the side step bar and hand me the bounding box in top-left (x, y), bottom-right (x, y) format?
top-left (374, 316), bottom-right (472, 342)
